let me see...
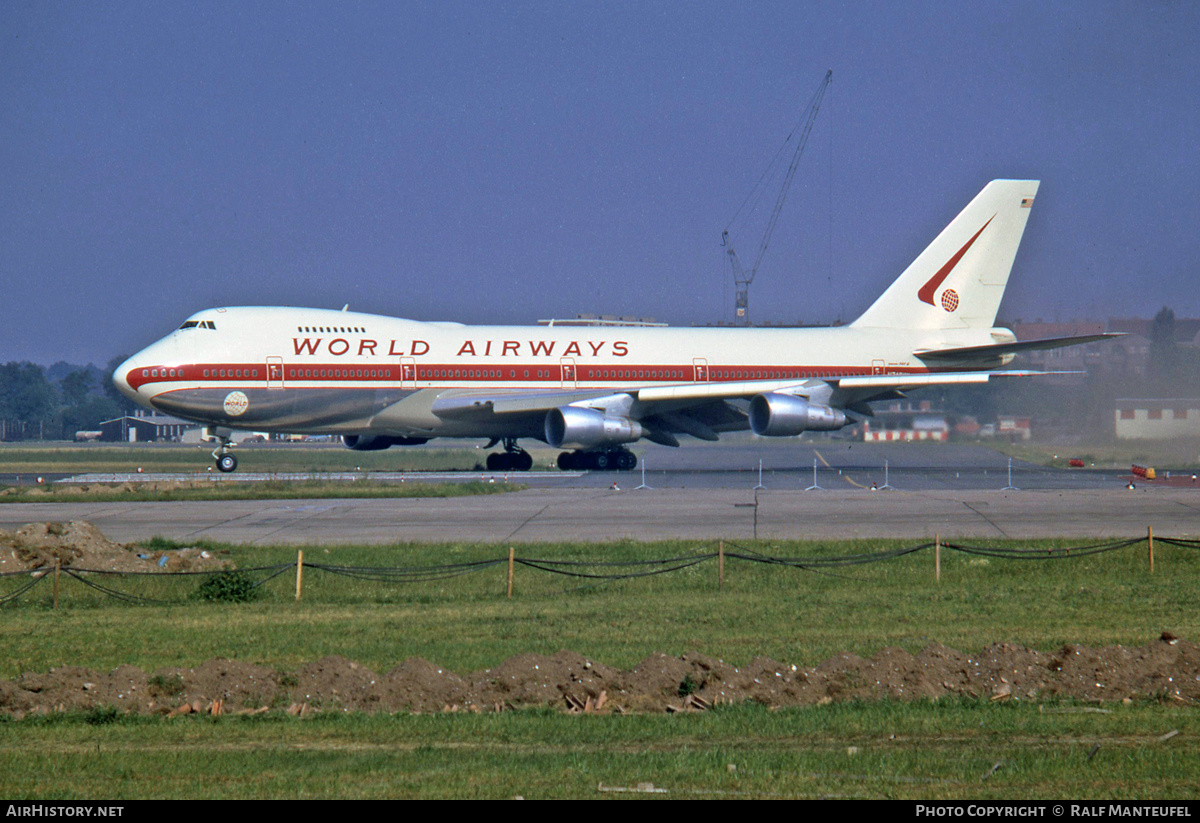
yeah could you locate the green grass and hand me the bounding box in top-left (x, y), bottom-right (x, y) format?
top-left (1, 702), bottom-right (1196, 799)
top-left (2, 537), bottom-right (1194, 675)
top-left (0, 478), bottom-right (523, 503)
top-left (991, 437), bottom-right (1200, 471)
top-left (3, 536), bottom-right (1197, 799)
top-left (0, 442), bottom-right (563, 474)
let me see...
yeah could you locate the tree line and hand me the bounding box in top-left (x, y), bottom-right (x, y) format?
top-left (0, 356), bottom-right (136, 441)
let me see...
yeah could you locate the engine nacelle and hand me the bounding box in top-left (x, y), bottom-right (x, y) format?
top-left (544, 406), bottom-right (644, 450)
top-left (342, 434), bottom-right (430, 451)
top-left (749, 393), bottom-right (848, 437)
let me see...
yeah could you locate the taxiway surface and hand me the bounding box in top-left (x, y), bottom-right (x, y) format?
top-left (4, 488), bottom-right (1199, 544)
top-left (4, 443), bottom-right (1196, 543)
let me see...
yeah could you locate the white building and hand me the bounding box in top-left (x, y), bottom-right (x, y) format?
top-left (1114, 399), bottom-right (1200, 439)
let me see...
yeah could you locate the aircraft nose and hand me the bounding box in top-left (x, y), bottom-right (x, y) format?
top-left (112, 354), bottom-right (143, 403)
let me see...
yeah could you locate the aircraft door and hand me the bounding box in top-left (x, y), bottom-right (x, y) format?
top-left (692, 358), bottom-right (709, 383)
top-left (266, 356), bottom-right (284, 389)
top-left (560, 357), bottom-right (577, 389)
top-left (872, 359), bottom-right (885, 375)
top-left (399, 357), bottom-right (416, 390)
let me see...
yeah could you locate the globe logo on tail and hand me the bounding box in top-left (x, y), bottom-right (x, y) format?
top-left (917, 215), bottom-right (994, 310)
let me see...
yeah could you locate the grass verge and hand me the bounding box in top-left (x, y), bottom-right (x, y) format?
top-left (0, 479), bottom-right (524, 503)
top-left (990, 438), bottom-right (1200, 472)
top-left (1, 701), bottom-right (1195, 799)
top-left (3, 537), bottom-right (1195, 674)
top-left (0, 443), bottom-right (562, 474)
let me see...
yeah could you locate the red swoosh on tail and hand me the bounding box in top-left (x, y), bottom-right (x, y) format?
top-left (917, 214), bottom-right (994, 306)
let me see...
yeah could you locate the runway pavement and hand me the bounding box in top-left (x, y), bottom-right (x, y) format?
top-left (3, 441), bottom-right (1136, 491)
top-left (4, 486), bottom-right (1200, 544)
top-left (4, 443), bottom-right (1197, 544)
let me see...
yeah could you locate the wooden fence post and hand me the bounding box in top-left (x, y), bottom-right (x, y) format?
top-left (295, 550), bottom-right (304, 601)
top-left (935, 534), bottom-right (940, 583)
top-left (718, 540), bottom-right (724, 590)
top-left (507, 546), bottom-right (515, 599)
top-left (54, 559), bottom-right (60, 610)
top-left (1148, 526), bottom-right (1154, 574)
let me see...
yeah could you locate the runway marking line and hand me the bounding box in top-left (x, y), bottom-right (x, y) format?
top-left (816, 449), bottom-right (868, 488)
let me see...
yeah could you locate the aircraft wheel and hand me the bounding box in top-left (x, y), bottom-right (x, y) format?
top-left (216, 453), bottom-right (238, 473)
top-left (593, 452), bottom-right (611, 470)
top-left (486, 452), bottom-right (508, 471)
top-left (514, 451), bottom-right (533, 471)
top-left (616, 451), bottom-right (637, 471)
top-left (557, 451), bottom-right (577, 471)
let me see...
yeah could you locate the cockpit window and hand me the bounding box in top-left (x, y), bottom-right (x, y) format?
top-left (178, 320), bottom-right (216, 330)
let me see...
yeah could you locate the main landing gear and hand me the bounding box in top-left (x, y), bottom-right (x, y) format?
top-left (557, 448), bottom-right (637, 472)
top-left (485, 438), bottom-right (534, 472)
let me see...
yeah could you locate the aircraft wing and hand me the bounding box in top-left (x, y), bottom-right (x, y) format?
top-left (432, 372), bottom-right (1002, 417)
top-left (639, 370), bottom-right (1057, 416)
top-left (427, 369), bottom-right (1059, 444)
top-left (429, 378), bottom-right (832, 421)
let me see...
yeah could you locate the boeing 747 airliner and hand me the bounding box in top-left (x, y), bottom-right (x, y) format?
top-left (114, 179), bottom-right (1112, 472)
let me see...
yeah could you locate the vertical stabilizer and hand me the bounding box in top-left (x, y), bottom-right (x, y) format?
top-left (851, 180), bottom-right (1040, 330)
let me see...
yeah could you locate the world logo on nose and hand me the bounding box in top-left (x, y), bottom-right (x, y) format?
top-left (223, 391), bottom-right (249, 416)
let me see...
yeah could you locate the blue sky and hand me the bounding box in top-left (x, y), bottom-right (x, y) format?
top-left (3, 1), bottom-right (1198, 364)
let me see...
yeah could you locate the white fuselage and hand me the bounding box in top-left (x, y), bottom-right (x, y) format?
top-left (115, 305), bottom-right (991, 437)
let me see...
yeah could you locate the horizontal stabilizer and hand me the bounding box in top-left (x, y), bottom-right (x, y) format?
top-left (915, 333), bottom-right (1124, 361)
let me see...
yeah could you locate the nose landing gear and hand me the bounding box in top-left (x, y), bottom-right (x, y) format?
top-left (207, 428), bottom-right (238, 473)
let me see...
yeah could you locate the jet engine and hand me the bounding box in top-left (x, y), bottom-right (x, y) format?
top-left (342, 434), bottom-right (430, 451)
top-left (749, 393), bottom-right (847, 437)
top-left (544, 406), bottom-right (644, 450)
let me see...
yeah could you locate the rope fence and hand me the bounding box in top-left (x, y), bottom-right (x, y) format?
top-left (2, 527), bottom-right (1195, 607)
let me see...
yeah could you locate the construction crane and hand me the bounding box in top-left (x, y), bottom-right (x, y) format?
top-left (722, 69), bottom-right (832, 326)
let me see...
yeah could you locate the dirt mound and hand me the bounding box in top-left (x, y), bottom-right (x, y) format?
top-left (471, 651), bottom-right (624, 711)
top-left (382, 658), bottom-right (471, 713)
top-left (1, 521), bottom-right (119, 571)
top-left (0, 521), bottom-right (231, 574)
top-left (3, 636), bottom-right (1198, 720)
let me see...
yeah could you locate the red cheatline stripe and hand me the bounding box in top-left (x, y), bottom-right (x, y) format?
top-left (127, 362), bottom-right (931, 390)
